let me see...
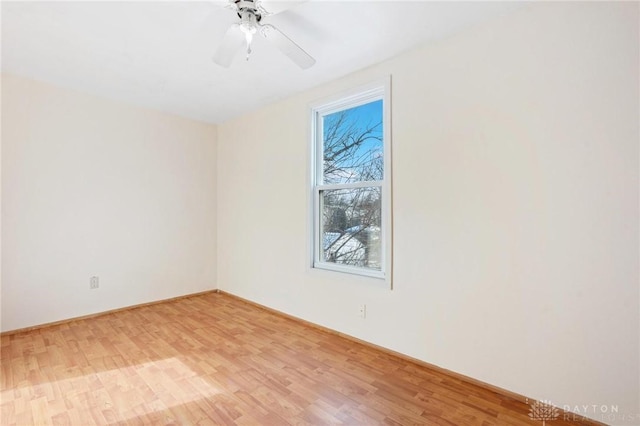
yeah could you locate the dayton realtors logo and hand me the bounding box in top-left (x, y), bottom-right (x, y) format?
top-left (528, 399), bottom-right (559, 425)
top-left (528, 400), bottom-right (639, 424)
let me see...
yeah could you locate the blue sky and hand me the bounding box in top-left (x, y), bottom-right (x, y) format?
top-left (323, 99), bottom-right (383, 183)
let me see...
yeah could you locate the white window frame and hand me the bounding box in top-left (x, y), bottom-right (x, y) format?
top-left (309, 77), bottom-right (392, 288)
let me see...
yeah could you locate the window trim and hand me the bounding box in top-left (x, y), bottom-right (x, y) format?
top-left (308, 77), bottom-right (392, 288)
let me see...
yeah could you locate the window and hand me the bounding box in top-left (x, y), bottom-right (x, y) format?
top-left (310, 79), bottom-right (391, 284)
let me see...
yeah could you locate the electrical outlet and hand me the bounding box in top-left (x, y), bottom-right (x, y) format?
top-left (90, 276), bottom-right (99, 289)
top-left (358, 304), bottom-right (366, 319)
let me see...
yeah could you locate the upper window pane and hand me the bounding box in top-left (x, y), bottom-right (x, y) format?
top-left (322, 100), bottom-right (383, 184)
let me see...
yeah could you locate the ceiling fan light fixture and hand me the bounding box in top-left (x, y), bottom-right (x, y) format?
top-left (239, 10), bottom-right (258, 58)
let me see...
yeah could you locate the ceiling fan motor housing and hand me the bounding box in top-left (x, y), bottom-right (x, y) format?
top-left (235, 0), bottom-right (263, 22)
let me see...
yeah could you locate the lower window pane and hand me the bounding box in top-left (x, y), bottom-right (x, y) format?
top-left (320, 187), bottom-right (381, 270)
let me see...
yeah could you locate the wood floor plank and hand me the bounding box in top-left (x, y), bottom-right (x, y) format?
top-left (1, 292), bottom-right (604, 425)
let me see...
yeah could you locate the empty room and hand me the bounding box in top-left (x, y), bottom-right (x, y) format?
top-left (1, 1), bottom-right (638, 425)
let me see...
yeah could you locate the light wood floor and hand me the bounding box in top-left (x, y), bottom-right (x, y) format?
top-left (1, 292), bottom-right (598, 425)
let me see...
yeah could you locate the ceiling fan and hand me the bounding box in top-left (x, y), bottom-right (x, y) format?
top-left (213, 0), bottom-right (315, 69)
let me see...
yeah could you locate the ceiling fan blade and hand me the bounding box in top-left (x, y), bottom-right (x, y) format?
top-left (260, 24), bottom-right (315, 69)
top-left (259, 0), bottom-right (307, 16)
top-left (213, 24), bottom-right (244, 67)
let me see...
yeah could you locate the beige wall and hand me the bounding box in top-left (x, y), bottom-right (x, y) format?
top-left (1, 73), bottom-right (218, 332)
top-left (217, 2), bottom-right (639, 423)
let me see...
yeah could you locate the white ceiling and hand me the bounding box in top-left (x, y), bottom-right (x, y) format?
top-left (1, 1), bottom-right (526, 124)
